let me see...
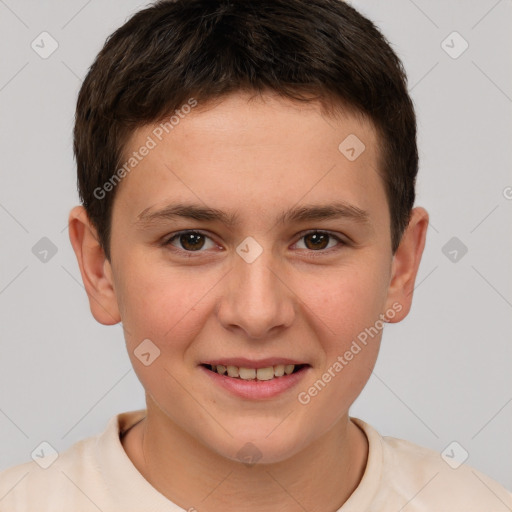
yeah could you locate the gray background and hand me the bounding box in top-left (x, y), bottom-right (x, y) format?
top-left (1, 0), bottom-right (511, 491)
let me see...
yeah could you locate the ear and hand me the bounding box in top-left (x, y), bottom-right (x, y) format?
top-left (68, 206), bottom-right (121, 325)
top-left (384, 207), bottom-right (429, 322)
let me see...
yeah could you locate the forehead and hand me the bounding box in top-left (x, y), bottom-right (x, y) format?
top-left (114, 92), bottom-right (387, 231)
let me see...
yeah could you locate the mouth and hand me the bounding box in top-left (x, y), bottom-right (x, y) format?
top-left (202, 363), bottom-right (308, 381)
top-left (199, 358), bottom-right (311, 399)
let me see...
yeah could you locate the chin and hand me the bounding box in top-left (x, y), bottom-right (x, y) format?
top-left (206, 423), bottom-right (311, 465)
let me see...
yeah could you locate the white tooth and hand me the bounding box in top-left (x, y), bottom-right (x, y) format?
top-left (239, 367), bottom-right (256, 380)
top-left (216, 364), bottom-right (227, 375)
top-left (273, 364), bottom-right (285, 377)
top-left (284, 364), bottom-right (295, 375)
top-left (227, 365), bottom-right (239, 377)
top-left (257, 367), bottom-right (274, 381)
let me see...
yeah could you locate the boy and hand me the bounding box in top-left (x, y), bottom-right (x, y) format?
top-left (1, 0), bottom-right (510, 510)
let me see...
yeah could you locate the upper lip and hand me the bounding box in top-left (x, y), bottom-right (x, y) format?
top-left (201, 358), bottom-right (307, 369)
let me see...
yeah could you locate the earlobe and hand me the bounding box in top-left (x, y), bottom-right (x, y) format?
top-left (68, 206), bottom-right (121, 325)
top-left (384, 207), bottom-right (429, 323)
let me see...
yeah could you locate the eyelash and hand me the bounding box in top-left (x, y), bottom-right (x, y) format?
top-left (161, 229), bottom-right (347, 257)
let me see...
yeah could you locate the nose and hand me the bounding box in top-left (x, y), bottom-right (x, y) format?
top-left (216, 248), bottom-right (295, 340)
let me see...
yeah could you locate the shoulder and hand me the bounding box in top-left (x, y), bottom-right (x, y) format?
top-left (353, 418), bottom-right (512, 512)
top-left (0, 410), bottom-right (146, 511)
top-left (0, 430), bottom-right (106, 512)
top-left (0, 436), bottom-right (100, 511)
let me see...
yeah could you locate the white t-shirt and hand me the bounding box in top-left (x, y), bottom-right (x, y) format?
top-left (1, 409), bottom-right (510, 511)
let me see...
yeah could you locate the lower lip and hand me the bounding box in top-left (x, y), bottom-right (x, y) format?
top-left (200, 365), bottom-right (310, 400)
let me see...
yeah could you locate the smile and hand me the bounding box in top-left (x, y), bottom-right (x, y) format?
top-left (203, 363), bottom-right (307, 381)
top-left (200, 358), bottom-right (311, 399)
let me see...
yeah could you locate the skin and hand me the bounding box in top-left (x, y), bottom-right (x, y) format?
top-left (68, 91), bottom-right (428, 511)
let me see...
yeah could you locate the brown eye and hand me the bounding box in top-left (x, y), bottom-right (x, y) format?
top-left (295, 231), bottom-right (343, 252)
top-left (303, 232), bottom-right (329, 250)
top-left (165, 231), bottom-right (215, 252)
top-left (179, 232), bottom-right (205, 251)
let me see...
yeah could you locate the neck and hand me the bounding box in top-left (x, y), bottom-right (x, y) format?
top-left (122, 403), bottom-right (368, 512)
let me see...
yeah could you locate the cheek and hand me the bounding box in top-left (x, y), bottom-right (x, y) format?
top-left (115, 259), bottom-right (218, 355)
top-left (116, 263), bottom-right (209, 408)
top-left (294, 266), bottom-right (386, 428)
top-left (301, 258), bottom-right (390, 351)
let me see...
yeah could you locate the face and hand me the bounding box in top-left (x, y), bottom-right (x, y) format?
top-left (75, 92), bottom-right (422, 463)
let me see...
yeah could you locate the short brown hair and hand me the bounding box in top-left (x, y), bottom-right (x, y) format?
top-left (74, 0), bottom-right (417, 260)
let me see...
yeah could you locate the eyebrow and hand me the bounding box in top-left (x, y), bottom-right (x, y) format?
top-left (135, 201), bottom-right (371, 228)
